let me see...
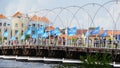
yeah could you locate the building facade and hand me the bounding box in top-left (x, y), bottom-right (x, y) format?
top-left (11, 12), bottom-right (29, 44)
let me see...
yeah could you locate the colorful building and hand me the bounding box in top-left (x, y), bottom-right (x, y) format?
top-left (11, 12), bottom-right (29, 43)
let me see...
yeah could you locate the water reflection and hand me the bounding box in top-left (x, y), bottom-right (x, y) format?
top-left (0, 59), bottom-right (53, 68)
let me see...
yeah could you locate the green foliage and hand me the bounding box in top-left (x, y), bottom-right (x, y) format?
top-left (52, 51), bottom-right (112, 68)
top-left (80, 52), bottom-right (112, 68)
top-left (4, 37), bottom-right (7, 40)
top-left (25, 35), bottom-right (30, 40)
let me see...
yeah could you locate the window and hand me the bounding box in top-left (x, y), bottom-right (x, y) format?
top-left (22, 23), bottom-right (24, 27)
top-left (8, 24), bottom-right (10, 26)
top-left (0, 22), bottom-right (2, 26)
top-left (32, 24), bottom-right (35, 27)
top-left (3, 23), bottom-right (6, 26)
top-left (28, 25), bottom-right (31, 27)
top-left (17, 16), bottom-right (21, 18)
top-left (15, 30), bottom-right (18, 35)
top-left (15, 23), bottom-right (18, 27)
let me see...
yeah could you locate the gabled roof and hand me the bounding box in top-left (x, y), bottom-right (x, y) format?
top-left (0, 14), bottom-right (6, 19)
top-left (77, 29), bottom-right (120, 36)
top-left (46, 26), bottom-right (54, 31)
top-left (30, 15), bottom-right (49, 23)
top-left (13, 12), bottom-right (22, 17)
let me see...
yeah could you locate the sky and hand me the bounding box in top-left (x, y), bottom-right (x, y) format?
top-left (1, 0), bottom-right (120, 30)
top-left (0, 0), bottom-right (110, 16)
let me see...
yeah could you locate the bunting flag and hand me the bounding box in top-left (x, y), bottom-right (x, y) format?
top-left (20, 34), bottom-right (25, 40)
top-left (41, 32), bottom-right (48, 38)
top-left (10, 36), bottom-right (16, 41)
top-left (101, 30), bottom-right (108, 37)
top-left (67, 27), bottom-right (77, 36)
top-left (90, 27), bottom-right (100, 35)
top-left (3, 31), bottom-right (8, 37)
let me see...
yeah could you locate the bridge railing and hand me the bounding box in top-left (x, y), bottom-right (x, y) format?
top-left (1, 38), bottom-right (120, 50)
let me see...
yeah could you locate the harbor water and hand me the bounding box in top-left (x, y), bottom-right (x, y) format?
top-left (0, 59), bottom-right (54, 68)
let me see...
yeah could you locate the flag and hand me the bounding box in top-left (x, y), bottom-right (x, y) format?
top-left (20, 34), bottom-right (25, 40)
top-left (3, 31), bottom-right (8, 37)
top-left (90, 27), bottom-right (100, 34)
top-left (56, 31), bottom-right (61, 36)
top-left (67, 27), bottom-right (77, 36)
top-left (32, 34), bottom-right (37, 39)
top-left (53, 27), bottom-right (61, 36)
top-left (42, 32), bottom-right (48, 38)
top-left (10, 36), bottom-right (16, 41)
top-left (50, 30), bottom-right (54, 35)
top-left (25, 27), bottom-right (32, 35)
top-left (85, 31), bottom-right (89, 37)
top-left (101, 30), bottom-right (108, 37)
top-left (31, 27), bottom-right (36, 31)
top-left (37, 27), bottom-right (44, 35)
top-left (116, 34), bottom-right (120, 41)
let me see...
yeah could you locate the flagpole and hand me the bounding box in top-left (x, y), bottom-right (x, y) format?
top-left (49, 22), bottom-right (50, 46)
top-left (2, 20), bottom-right (3, 46)
top-left (66, 20), bottom-right (68, 46)
top-left (37, 13), bottom-right (38, 46)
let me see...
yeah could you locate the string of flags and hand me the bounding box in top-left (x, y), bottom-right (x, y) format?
top-left (2, 26), bottom-right (112, 40)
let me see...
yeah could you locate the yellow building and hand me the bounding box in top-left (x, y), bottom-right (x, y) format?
top-left (11, 12), bottom-right (29, 43)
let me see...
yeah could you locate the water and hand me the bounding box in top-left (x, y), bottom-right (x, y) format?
top-left (0, 59), bottom-right (114, 68)
top-left (0, 59), bottom-right (53, 68)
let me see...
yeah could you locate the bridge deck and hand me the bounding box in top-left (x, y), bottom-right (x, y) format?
top-left (0, 45), bottom-right (120, 54)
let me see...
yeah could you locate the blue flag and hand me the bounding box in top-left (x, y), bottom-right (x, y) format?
top-left (68, 27), bottom-right (77, 36)
top-left (10, 36), bottom-right (16, 41)
top-left (90, 27), bottom-right (100, 35)
top-left (31, 27), bottom-right (36, 31)
top-left (53, 27), bottom-right (61, 36)
top-left (37, 27), bottom-right (44, 35)
top-left (101, 30), bottom-right (108, 37)
top-left (3, 31), bottom-right (8, 37)
top-left (32, 34), bottom-right (37, 39)
top-left (85, 31), bottom-right (89, 37)
top-left (50, 30), bottom-right (54, 35)
top-left (20, 34), bottom-right (25, 40)
top-left (42, 32), bottom-right (48, 38)
top-left (25, 27), bottom-right (32, 35)
top-left (116, 35), bottom-right (120, 41)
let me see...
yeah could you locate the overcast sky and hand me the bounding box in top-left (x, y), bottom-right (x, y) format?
top-left (1, 0), bottom-right (120, 30)
top-left (0, 0), bottom-right (110, 16)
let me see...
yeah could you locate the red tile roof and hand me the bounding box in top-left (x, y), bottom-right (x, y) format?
top-left (13, 12), bottom-right (22, 17)
top-left (30, 15), bottom-right (49, 23)
top-left (46, 26), bottom-right (54, 31)
top-left (0, 14), bottom-right (6, 19)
